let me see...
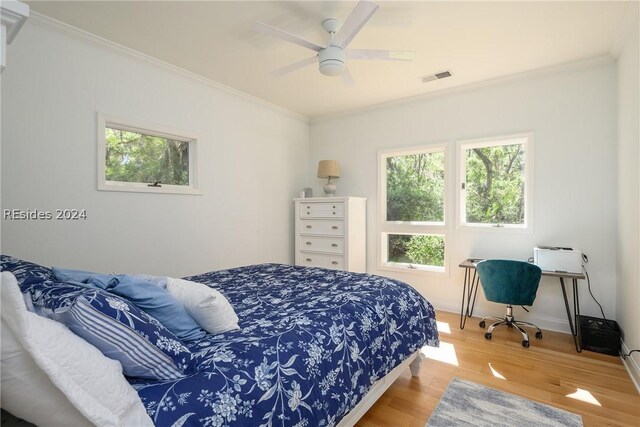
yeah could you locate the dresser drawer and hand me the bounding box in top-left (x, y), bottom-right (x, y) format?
top-left (299, 219), bottom-right (344, 236)
top-left (300, 202), bottom-right (344, 218)
top-left (298, 252), bottom-right (345, 270)
top-left (299, 236), bottom-right (344, 254)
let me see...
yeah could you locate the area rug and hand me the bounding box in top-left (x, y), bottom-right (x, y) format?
top-left (426, 378), bottom-right (583, 427)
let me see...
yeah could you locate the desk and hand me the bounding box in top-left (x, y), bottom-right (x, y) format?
top-left (459, 258), bottom-right (586, 352)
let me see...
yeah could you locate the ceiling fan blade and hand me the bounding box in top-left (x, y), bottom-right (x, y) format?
top-left (347, 49), bottom-right (415, 61)
top-left (332, 0), bottom-right (379, 49)
top-left (269, 56), bottom-right (318, 77)
top-left (254, 22), bottom-right (324, 52)
top-left (341, 68), bottom-right (356, 86)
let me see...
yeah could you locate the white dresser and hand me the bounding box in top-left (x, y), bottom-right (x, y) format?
top-left (294, 197), bottom-right (366, 272)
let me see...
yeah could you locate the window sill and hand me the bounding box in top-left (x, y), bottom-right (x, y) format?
top-left (98, 182), bottom-right (201, 195)
top-left (457, 223), bottom-right (532, 233)
top-left (378, 262), bottom-right (447, 277)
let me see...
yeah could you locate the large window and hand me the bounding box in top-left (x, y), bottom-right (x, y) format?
top-left (98, 114), bottom-right (200, 195)
top-left (458, 134), bottom-right (532, 229)
top-left (379, 146), bottom-right (447, 273)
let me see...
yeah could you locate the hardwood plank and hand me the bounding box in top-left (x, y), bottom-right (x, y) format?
top-left (356, 310), bottom-right (640, 427)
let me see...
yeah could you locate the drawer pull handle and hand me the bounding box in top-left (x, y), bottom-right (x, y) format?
top-left (332, 212), bottom-right (336, 215)
top-left (307, 212), bottom-right (310, 215)
top-left (331, 261), bottom-right (339, 265)
top-left (332, 226), bottom-right (339, 230)
top-left (306, 258), bottom-right (312, 262)
top-left (331, 244), bottom-right (338, 247)
top-left (306, 225), bottom-right (312, 229)
top-left (306, 242), bottom-right (312, 246)
top-left (306, 205), bottom-right (310, 209)
top-left (332, 205), bottom-right (336, 208)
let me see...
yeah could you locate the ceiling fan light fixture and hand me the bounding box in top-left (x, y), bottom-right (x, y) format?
top-left (319, 60), bottom-right (345, 76)
top-left (318, 45), bottom-right (346, 76)
top-left (256, 1), bottom-right (412, 84)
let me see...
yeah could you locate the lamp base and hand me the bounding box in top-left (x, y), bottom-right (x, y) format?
top-left (323, 182), bottom-right (337, 196)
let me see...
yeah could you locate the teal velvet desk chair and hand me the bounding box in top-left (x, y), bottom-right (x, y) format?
top-left (476, 259), bottom-right (543, 348)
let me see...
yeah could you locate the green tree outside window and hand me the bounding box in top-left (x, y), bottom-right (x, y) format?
top-left (465, 143), bottom-right (525, 225)
top-left (105, 128), bottom-right (189, 186)
top-left (388, 234), bottom-right (445, 267)
top-left (385, 151), bottom-right (445, 267)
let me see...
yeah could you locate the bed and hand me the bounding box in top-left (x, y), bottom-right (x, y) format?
top-left (1, 258), bottom-right (439, 427)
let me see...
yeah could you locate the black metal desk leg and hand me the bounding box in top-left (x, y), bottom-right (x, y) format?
top-left (573, 278), bottom-right (582, 352)
top-left (559, 277), bottom-right (576, 337)
top-left (560, 277), bottom-right (581, 352)
top-left (460, 269), bottom-right (469, 329)
top-left (459, 269), bottom-right (480, 330)
top-left (468, 272), bottom-right (480, 317)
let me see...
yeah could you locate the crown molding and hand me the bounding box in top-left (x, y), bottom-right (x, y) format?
top-left (610, 2), bottom-right (639, 59)
top-left (27, 11), bottom-right (309, 124)
top-left (310, 55), bottom-right (615, 125)
top-left (1, 1), bottom-right (29, 44)
top-left (26, 8), bottom-right (625, 126)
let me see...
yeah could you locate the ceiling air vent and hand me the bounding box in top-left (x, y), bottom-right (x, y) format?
top-left (422, 70), bottom-right (452, 83)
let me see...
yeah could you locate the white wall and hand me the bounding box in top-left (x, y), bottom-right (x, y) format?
top-left (0, 22), bottom-right (309, 277)
top-left (309, 60), bottom-right (618, 333)
top-left (0, 16), bottom-right (626, 339)
top-left (616, 16), bottom-right (640, 381)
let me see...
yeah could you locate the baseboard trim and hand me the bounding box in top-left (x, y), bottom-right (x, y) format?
top-left (435, 305), bottom-right (572, 335)
top-left (621, 340), bottom-right (640, 394)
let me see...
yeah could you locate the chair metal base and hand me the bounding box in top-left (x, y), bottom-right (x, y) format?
top-left (479, 305), bottom-right (542, 348)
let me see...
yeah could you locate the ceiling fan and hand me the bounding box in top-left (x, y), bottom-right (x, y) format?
top-left (254, 0), bottom-right (414, 85)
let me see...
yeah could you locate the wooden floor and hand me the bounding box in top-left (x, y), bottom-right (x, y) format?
top-left (357, 310), bottom-right (640, 427)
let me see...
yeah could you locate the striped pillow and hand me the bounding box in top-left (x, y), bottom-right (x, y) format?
top-left (23, 281), bottom-right (195, 380)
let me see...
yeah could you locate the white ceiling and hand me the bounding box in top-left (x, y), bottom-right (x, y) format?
top-left (27, 1), bottom-right (631, 118)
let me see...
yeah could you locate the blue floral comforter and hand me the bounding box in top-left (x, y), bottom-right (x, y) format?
top-left (130, 264), bottom-right (439, 427)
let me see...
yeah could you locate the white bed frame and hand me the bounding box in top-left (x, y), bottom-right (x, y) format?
top-left (337, 350), bottom-right (423, 427)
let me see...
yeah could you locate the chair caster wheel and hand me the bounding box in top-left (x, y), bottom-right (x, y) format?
top-left (535, 331), bottom-right (543, 339)
top-left (484, 333), bottom-right (492, 340)
top-left (522, 340), bottom-right (530, 348)
top-left (479, 321), bottom-right (486, 328)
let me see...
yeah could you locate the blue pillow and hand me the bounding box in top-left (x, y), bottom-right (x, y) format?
top-left (23, 280), bottom-right (196, 380)
top-left (1, 255), bottom-right (55, 287)
top-left (53, 268), bottom-right (205, 341)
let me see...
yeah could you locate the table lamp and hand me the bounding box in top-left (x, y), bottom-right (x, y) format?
top-left (317, 160), bottom-right (340, 196)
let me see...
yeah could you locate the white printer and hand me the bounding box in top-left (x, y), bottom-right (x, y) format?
top-left (533, 246), bottom-right (583, 274)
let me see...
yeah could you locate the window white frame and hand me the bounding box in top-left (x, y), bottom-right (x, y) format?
top-left (457, 133), bottom-right (533, 231)
top-left (97, 113), bottom-right (200, 195)
top-left (378, 145), bottom-right (449, 274)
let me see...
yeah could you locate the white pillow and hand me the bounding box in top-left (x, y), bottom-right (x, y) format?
top-left (1, 322), bottom-right (91, 426)
top-left (0, 272), bottom-right (153, 427)
top-left (166, 277), bottom-right (239, 334)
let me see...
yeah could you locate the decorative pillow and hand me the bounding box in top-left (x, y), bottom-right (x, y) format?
top-left (22, 279), bottom-right (196, 380)
top-left (1, 272), bottom-right (153, 427)
top-left (165, 277), bottom-right (239, 334)
top-left (1, 322), bottom-right (92, 427)
top-left (53, 268), bottom-right (206, 341)
top-left (132, 274), bottom-right (168, 289)
top-left (1, 255), bottom-right (56, 287)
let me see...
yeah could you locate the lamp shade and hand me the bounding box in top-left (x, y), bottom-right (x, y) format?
top-left (317, 160), bottom-right (340, 179)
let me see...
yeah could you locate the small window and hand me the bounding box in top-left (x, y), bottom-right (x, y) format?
top-left (97, 114), bottom-right (199, 195)
top-left (386, 233), bottom-right (445, 269)
top-left (379, 145), bottom-right (448, 273)
top-left (458, 134), bottom-right (532, 229)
